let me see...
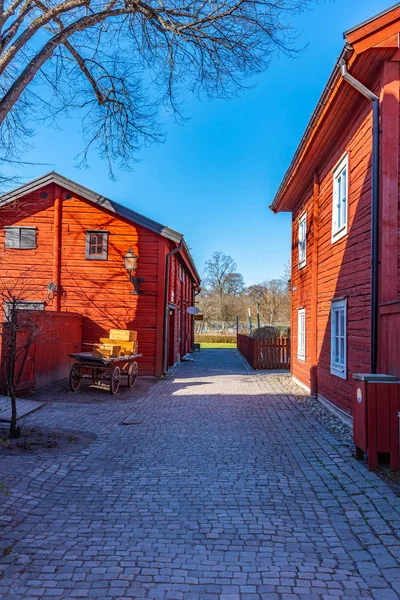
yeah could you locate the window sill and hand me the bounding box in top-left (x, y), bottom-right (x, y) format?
top-left (298, 261), bottom-right (306, 270)
top-left (298, 355), bottom-right (306, 362)
top-left (332, 226), bottom-right (347, 244)
top-left (330, 365), bottom-right (347, 380)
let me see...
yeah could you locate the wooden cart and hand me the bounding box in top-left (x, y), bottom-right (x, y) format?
top-left (68, 352), bottom-right (142, 394)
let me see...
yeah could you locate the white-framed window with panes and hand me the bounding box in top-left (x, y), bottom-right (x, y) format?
top-left (298, 212), bottom-right (307, 269)
top-left (332, 153), bottom-right (349, 242)
top-left (330, 298), bottom-right (347, 379)
top-left (297, 308), bottom-right (306, 361)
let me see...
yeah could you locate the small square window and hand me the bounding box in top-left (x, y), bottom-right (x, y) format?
top-left (298, 212), bottom-right (307, 269)
top-left (332, 154), bottom-right (348, 242)
top-left (5, 226), bottom-right (37, 249)
top-left (330, 298), bottom-right (347, 379)
top-left (86, 231), bottom-right (108, 260)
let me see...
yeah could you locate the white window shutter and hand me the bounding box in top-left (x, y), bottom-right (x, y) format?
top-left (5, 228), bottom-right (20, 248)
top-left (20, 228), bottom-right (36, 249)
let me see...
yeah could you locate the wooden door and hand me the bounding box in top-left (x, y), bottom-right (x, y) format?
top-left (168, 309), bottom-right (175, 367)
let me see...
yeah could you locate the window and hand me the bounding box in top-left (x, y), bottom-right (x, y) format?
top-left (5, 226), bottom-right (36, 249)
top-left (178, 263), bottom-right (185, 282)
top-left (331, 298), bottom-right (347, 379)
top-left (4, 301), bottom-right (44, 321)
top-left (298, 212), bottom-right (307, 268)
top-left (86, 230), bottom-right (108, 260)
top-left (332, 154), bottom-right (348, 242)
top-left (298, 308), bottom-right (306, 361)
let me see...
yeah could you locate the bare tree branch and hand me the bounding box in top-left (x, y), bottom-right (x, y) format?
top-left (0, 0), bottom-right (313, 179)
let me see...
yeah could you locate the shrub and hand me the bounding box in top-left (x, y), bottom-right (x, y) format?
top-left (252, 326), bottom-right (290, 339)
top-left (195, 334), bottom-right (237, 344)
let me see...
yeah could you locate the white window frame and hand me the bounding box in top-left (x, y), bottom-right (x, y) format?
top-left (297, 308), bottom-right (306, 361)
top-left (332, 153), bottom-right (349, 243)
top-left (4, 301), bottom-right (45, 322)
top-left (330, 298), bottom-right (347, 379)
top-left (298, 212), bottom-right (307, 269)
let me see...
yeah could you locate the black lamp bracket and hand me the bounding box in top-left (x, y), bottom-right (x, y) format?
top-left (129, 274), bottom-right (144, 295)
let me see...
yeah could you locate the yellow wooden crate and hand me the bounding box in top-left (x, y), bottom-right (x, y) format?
top-left (109, 329), bottom-right (138, 342)
top-left (93, 344), bottom-right (121, 358)
top-left (100, 338), bottom-right (137, 354)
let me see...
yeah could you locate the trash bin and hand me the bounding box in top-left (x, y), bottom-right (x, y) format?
top-left (353, 373), bottom-right (400, 471)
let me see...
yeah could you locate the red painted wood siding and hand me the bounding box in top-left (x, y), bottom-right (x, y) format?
top-left (291, 78), bottom-right (381, 415)
top-left (166, 248), bottom-right (194, 366)
top-left (0, 183), bottom-right (197, 379)
top-left (0, 311), bottom-right (82, 393)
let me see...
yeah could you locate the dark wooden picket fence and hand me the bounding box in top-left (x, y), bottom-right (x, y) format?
top-left (237, 334), bottom-right (290, 370)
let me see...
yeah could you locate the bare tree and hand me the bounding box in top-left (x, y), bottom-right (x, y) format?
top-left (225, 272), bottom-right (245, 297)
top-left (247, 278), bottom-right (290, 326)
top-left (0, 273), bottom-right (45, 438)
top-left (0, 0), bottom-right (312, 179)
top-left (204, 252), bottom-right (237, 297)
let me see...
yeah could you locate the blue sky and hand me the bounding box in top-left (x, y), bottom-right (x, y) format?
top-left (4, 0), bottom-right (392, 285)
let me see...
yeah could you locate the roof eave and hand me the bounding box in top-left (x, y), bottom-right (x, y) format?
top-left (270, 44), bottom-right (352, 213)
top-left (0, 171), bottom-right (183, 244)
top-left (344, 2), bottom-right (400, 37)
top-left (270, 2), bottom-right (400, 214)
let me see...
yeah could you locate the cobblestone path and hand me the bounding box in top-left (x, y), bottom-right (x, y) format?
top-left (1, 349), bottom-right (400, 600)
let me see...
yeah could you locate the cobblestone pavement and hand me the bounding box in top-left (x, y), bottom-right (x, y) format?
top-left (1, 349), bottom-right (400, 600)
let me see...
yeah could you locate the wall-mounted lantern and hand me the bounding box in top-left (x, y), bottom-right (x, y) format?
top-left (124, 248), bottom-right (144, 295)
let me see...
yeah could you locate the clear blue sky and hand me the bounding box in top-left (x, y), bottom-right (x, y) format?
top-left (4, 0), bottom-right (391, 285)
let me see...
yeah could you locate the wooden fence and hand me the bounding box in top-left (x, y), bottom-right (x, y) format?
top-left (237, 334), bottom-right (290, 370)
top-left (0, 311), bottom-right (82, 393)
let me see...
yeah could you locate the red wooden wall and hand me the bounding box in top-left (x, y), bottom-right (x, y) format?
top-left (289, 56), bottom-right (400, 416)
top-left (0, 311), bottom-right (82, 393)
top-left (0, 182), bottom-right (197, 380)
top-left (166, 245), bottom-right (195, 366)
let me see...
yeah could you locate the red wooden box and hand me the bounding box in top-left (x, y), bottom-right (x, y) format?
top-left (353, 374), bottom-right (400, 471)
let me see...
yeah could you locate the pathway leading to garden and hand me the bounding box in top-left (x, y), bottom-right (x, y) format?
top-left (1, 349), bottom-right (400, 600)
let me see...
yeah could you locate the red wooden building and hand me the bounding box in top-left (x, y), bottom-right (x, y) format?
top-left (0, 172), bottom-right (200, 385)
top-left (271, 5), bottom-right (400, 419)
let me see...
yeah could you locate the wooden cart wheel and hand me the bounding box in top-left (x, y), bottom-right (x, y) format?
top-left (69, 364), bottom-right (81, 392)
top-left (92, 368), bottom-right (103, 386)
top-left (127, 361), bottom-right (138, 388)
top-left (110, 366), bottom-right (121, 395)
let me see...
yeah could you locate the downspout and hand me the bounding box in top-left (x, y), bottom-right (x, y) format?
top-left (340, 61), bottom-right (380, 374)
top-left (162, 240), bottom-right (183, 374)
top-left (53, 185), bottom-right (63, 311)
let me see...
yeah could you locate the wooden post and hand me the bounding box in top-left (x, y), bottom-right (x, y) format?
top-left (53, 185), bottom-right (62, 311)
top-left (310, 172), bottom-right (319, 397)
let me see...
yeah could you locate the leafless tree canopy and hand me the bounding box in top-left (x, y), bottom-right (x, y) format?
top-left (198, 250), bottom-right (290, 328)
top-left (0, 0), bottom-right (311, 177)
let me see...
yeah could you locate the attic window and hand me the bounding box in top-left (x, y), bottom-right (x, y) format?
top-left (5, 226), bottom-right (37, 249)
top-left (86, 230), bottom-right (108, 260)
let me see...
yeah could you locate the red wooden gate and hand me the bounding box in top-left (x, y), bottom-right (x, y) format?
top-left (237, 334), bottom-right (290, 370)
top-left (0, 311), bottom-right (83, 394)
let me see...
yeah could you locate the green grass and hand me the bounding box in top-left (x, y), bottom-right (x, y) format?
top-left (200, 342), bottom-right (237, 349)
